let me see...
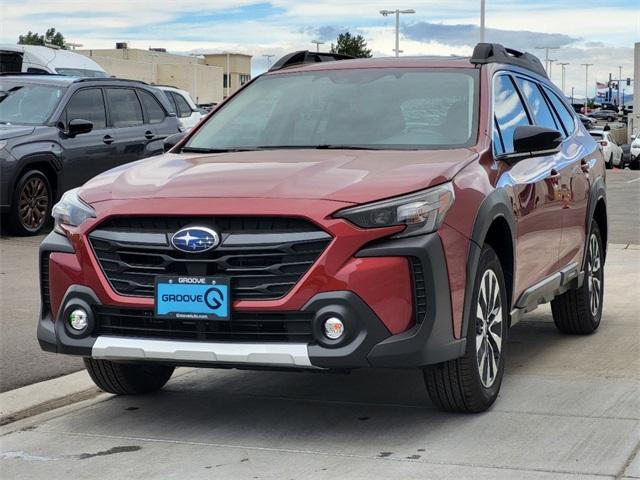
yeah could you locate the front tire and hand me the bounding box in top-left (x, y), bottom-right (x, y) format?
top-left (8, 170), bottom-right (52, 236)
top-left (551, 223), bottom-right (604, 334)
top-left (84, 358), bottom-right (175, 395)
top-left (423, 245), bottom-right (508, 413)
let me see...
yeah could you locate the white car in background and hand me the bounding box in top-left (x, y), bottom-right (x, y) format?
top-left (157, 86), bottom-right (203, 131)
top-left (0, 44), bottom-right (107, 77)
top-left (589, 130), bottom-right (624, 169)
top-left (630, 135), bottom-right (640, 170)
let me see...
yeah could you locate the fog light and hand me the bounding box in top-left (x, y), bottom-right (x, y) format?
top-left (323, 317), bottom-right (344, 340)
top-left (69, 308), bottom-right (88, 331)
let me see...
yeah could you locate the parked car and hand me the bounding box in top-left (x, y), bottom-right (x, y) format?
top-left (0, 74), bottom-right (181, 235)
top-left (39, 44), bottom-right (607, 413)
top-left (578, 113), bottom-right (595, 129)
top-left (630, 135), bottom-right (640, 170)
top-left (589, 109), bottom-right (618, 122)
top-left (589, 130), bottom-right (624, 168)
top-left (0, 44), bottom-right (107, 77)
top-left (157, 85), bottom-right (202, 131)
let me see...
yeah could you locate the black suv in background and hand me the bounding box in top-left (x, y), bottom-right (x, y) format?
top-left (0, 74), bottom-right (181, 235)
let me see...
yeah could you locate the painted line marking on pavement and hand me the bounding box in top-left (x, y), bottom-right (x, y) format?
top-left (626, 177), bottom-right (640, 184)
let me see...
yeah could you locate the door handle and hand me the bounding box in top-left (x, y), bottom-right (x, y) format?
top-left (144, 131), bottom-right (155, 140)
top-left (548, 168), bottom-right (560, 180)
top-left (580, 159), bottom-right (591, 173)
top-left (102, 135), bottom-right (114, 145)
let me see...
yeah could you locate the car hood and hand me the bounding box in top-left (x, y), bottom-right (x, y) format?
top-left (0, 125), bottom-right (36, 141)
top-left (79, 148), bottom-right (478, 205)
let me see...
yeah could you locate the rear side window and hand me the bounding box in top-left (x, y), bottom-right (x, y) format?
top-left (493, 75), bottom-right (531, 154)
top-left (171, 92), bottom-right (192, 118)
top-left (138, 90), bottom-right (165, 124)
top-left (544, 87), bottom-right (576, 136)
top-left (106, 88), bottom-right (143, 127)
top-left (515, 77), bottom-right (559, 133)
top-left (65, 88), bottom-right (106, 129)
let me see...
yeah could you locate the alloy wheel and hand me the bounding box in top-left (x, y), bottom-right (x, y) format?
top-left (475, 269), bottom-right (503, 388)
top-left (18, 176), bottom-right (49, 231)
top-left (587, 233), bottom-right (602, 317)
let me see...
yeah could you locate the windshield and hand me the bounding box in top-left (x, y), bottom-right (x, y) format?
top-left (186, 68), bottom-right (478, 151)
top-left (56, 68), bottom-right (108, 78)
top-left (0, 82), bottom-right (64, 125)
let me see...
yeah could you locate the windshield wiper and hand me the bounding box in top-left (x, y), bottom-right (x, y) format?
top-left (180, 146), bottom-right (257, 153)
top-left (253, 144), bottom-right (381, 151)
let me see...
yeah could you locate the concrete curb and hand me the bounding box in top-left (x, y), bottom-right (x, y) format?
top-left (0, 367), bottom-right (197, 426)
top-left (0, 370), bottom-right (99, 426)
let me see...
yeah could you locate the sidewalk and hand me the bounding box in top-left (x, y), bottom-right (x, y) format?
top-left (1, 247), bottom-right (639, 479)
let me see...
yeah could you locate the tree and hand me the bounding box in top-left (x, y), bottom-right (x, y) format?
top-left (330, 32), bottom-right (372, 58)
top-left (18, 28), bottom-right (66, 49)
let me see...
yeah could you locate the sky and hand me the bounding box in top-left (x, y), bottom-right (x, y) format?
top-left (0, 0), bottom-right (638, 99)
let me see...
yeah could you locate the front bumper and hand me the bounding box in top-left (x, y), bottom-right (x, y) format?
top-left (39, 225), bottom-right (465, 370)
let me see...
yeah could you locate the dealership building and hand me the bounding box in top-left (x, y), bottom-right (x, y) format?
top-left (78, 45), bottom-right (252, 104)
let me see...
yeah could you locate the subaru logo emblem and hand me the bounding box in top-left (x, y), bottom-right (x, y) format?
top-left (170, 226), bottom-right (220, 253)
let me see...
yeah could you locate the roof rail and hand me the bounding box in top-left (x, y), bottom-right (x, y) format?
top-left (470, 43), bottom-right (547, 78)
top-left (0, 72), bottom-right (63, 76)
top-left (72, 77), bottom-right (149, 85)
top-left (269, 50), bottom-right (353, 72)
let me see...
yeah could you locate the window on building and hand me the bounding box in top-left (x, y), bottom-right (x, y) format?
top-left (223, 74), bottom-right (229, 89)
top-left (138, 90), bottom-right (166, 124)
top-left (106, 88), bottom-right (143, 127)
top-left (65, 88), bottom-right (106, 129)
top-left (239, 74), bottom-right (251, 85)
top-left (493, 75), bottom-right (531, 154)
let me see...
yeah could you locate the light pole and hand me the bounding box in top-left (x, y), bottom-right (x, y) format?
top-left (380, 8), bottom-right (416, 57)
top-left (618, 65), bottom-right (622, 107)
top-left (558, 62), bottom-right (570, 95)
top-left (480, 0), bottom-right (486, 43)
top-left (581, 63), bottom-right (594, 112)
top-left (263, 54), bottom-right (275, 70)
top-left (548, 59), bottom-right (557, 79)
top-left (534, 46), bottom-right (559, 73)
top-left (311, 40), bottom-right (324, 53)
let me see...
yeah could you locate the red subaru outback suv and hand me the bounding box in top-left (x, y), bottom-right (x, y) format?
top-left (38, 44), bottom-right (607, 412)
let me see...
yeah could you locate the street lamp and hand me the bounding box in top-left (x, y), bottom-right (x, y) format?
top-left (311, 40), bottom-right (324, 53)
top-left (263, 54), bottom-right (275, 70)
top-left (581, 63), bottom-right (594, 112)
top-left (480, 0), bottom-right (486, 43)
top-left (558, 62), bottom-right (570, 95)
top-left (618, 65), bottom-right (622, 107)
top-left (534, 46), bottom-right (559, 73)
top-left (548, 59), bottom-right (557, 79)
top-left (380, 8), bottom-right (416, 57)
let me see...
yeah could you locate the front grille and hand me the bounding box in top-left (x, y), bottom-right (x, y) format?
top-left (40, 252), bottom-right (51, 316)
top-left (410, 257), bottom-right (427, 323)
top-left (88, 216), bottom-right (331, 300)
top-left (94, 306), bottom-right (315, 343)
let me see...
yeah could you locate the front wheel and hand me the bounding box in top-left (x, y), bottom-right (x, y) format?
top-left (8, 170), bottom-right (52, 235)
top-left (423, 245), bottom-right (508, 413)
top-left (551, 222), bottom-right (604, 334)
top-left (84, 358), bottom-right (175, 395)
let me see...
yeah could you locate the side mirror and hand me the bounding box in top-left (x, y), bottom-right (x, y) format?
top-left (164, 132), bottom-right (186, 152)
top-left (67, 118), bottom-right (93, 136)
top-left (513, 125), bottom-right (562, 154)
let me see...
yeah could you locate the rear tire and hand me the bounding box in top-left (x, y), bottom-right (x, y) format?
top-left (8, 170), bottom-right (52, 236)
top-left (423, 245), bottom-right (508, 413)
top-left (606, 155), bottom-right (613, 169)
top-left (551, 222), bottom-right (604, 335)
top-left (84, 358), bottom-right (174, 395)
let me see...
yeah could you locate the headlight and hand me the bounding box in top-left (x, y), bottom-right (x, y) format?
top-left (52, 188), bottom-right (95, 234)
top-left (335, 183), bottom-right (455, 238)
